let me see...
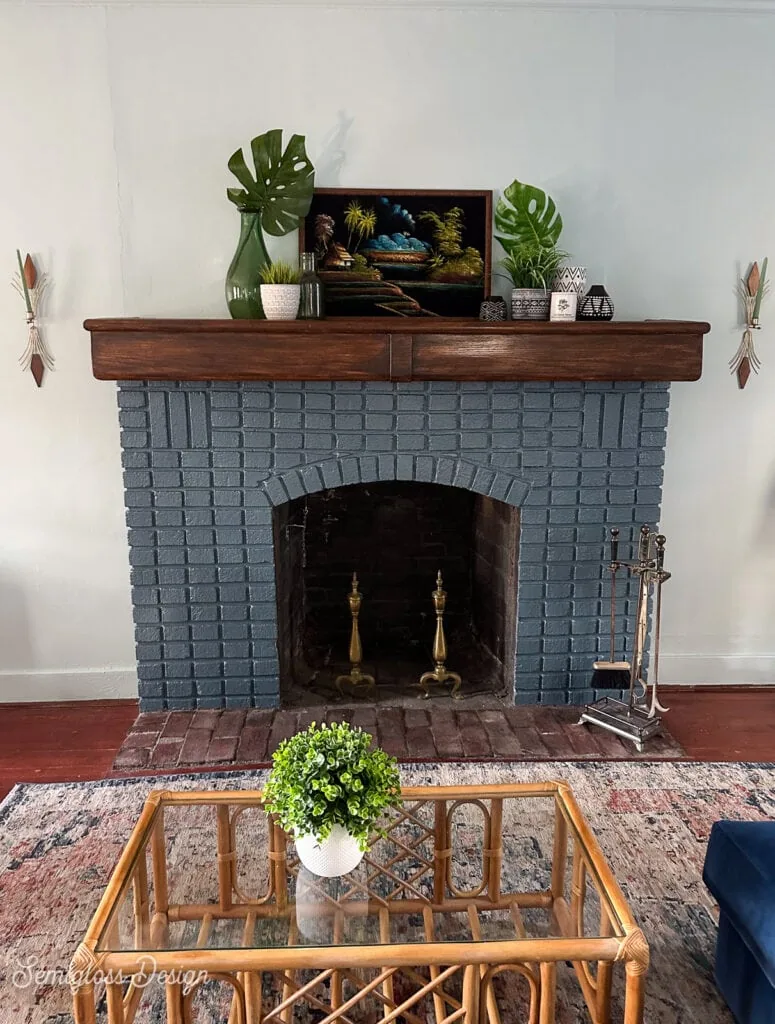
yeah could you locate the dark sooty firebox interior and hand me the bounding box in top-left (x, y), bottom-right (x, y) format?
top-left (273, 482), bottom-right (519, 702)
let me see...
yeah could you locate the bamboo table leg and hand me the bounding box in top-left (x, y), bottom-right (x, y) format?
top-left (245, 971), bottom-right (263, 1024)
top-left (166, 980), bottom-right (185, 1024)
top-left (595, 910), bottom-right (614, 1024)
top-left (73, 983), bottom-right (97, 1024)
top-left (551, 804), bottom-right (568, 903)
top-left (462, 964), bottom-right (479, 1024)
top-left (133, 854), bottom-right (151, 949)
top-left (106, 981), bottom-right (126, 1024)
top-left (151, 811), bottom-right (170, 947)
top-left (217, 804), bottom-right (234, 913)
top-left (539, 962), bottom-right (556, 1024)
top-left (466, 906), bottom-right (501, 1024)
top-left (623, 963), bottom-right (646, 1024)
top-left (242, 911), bottom-right (262, 1024)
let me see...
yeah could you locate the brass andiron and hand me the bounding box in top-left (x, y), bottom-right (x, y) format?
top-left (335, 573), bottom-right (375, 697)
top-left (418, 571), bottom-right (462, 700)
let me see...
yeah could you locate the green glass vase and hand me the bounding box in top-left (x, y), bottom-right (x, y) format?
top-left (225, 211), bottom-right (269, 319)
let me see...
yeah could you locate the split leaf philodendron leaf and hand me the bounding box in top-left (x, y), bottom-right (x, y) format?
top-left (494, 179), bottom-right (563, 254)
top-left (227, 128), bottom-right (315, 237)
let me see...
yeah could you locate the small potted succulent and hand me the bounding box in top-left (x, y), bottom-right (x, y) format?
top-left (258, 260), bottom-right (301, 321)
top-left (263, 721), bottom-right (401, 877)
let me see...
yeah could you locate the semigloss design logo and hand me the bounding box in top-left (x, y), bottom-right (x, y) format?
top-left (12, 955), bottom-right (208, 995)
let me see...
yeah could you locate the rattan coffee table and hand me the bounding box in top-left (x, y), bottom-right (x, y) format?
top-left (70, 782), bottom-right (648, 1024)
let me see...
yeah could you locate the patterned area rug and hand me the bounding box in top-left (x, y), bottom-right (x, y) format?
top-left (1, 761), bottom-right (773, 1024)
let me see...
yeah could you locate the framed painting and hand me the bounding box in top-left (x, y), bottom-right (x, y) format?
top-left (299, 188), bottom-right (492, 318)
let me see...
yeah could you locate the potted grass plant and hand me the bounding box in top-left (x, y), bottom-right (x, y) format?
top-left (499, 243), bottom-right (567, 320)
top-left (263, 721), bottom-right (401, 877)
top-left (259, 261), bottom-right (301, 321)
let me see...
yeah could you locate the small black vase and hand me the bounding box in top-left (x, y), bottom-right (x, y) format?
top-left (577, 285), bottom-right (614, 321)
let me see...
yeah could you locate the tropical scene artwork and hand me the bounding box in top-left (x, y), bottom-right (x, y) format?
top-left (300, 189), bottom-right (492, 317)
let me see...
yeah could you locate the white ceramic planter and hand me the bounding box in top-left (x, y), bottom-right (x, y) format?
top-left (511, 288), bottom-right (550, 321)
top-left (260, 284), bottom-right (301, 321)
top-left (551, 266), bottom-right (587, 297)
top-left (295, 825), bottom-right (364, 877)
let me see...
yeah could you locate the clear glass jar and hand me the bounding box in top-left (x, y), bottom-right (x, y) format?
top-left (298, 252), bottom-right (325, 320)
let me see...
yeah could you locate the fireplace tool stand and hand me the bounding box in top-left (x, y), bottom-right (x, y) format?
top-left (579, 525), bottom-right (671, 752)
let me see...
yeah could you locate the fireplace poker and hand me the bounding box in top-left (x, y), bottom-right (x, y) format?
top-left (647, 534), bottom-right (670, 718)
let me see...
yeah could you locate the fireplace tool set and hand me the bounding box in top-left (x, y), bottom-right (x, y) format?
top-left (579, 524), bottom-right (671, 752)
top-left (335, 570), bottom-right (462, 699)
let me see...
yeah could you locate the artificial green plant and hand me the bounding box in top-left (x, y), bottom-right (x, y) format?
top-left (494, 179), bottom-right (566, 291)
top-left (263, 721), bottom-right (401, 850)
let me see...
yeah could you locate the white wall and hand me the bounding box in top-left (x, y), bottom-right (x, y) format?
top-left (1, 0), bottom-right (774, 700)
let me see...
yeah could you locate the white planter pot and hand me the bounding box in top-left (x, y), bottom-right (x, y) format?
top-left (551, 266), bottom-right (587, 297)
top-left (295, 825), bottom-right (364, 877)
top-left (260, 284), bottom-right (300, 321)
top-left (511, 288), bottom-right (550, 321)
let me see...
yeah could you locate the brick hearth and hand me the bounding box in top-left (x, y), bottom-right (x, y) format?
top-left (111, 706), bottom-right (684, 773)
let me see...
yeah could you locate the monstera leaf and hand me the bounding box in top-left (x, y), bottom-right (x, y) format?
top-left (227, 129), bottom-right (315, 237)
top-left (494, 178), bottom-right (563, 255)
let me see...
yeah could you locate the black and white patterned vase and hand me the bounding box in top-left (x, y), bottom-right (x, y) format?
top-left (479, 295), bottom-right (508, 321)
top-left (511, 288), bottom-right (550, 321)
top-left (577, 285), bottom-right (615, 321)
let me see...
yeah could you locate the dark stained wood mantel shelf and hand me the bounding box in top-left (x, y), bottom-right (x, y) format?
top-left (85, 317), bottom-right (709, 382)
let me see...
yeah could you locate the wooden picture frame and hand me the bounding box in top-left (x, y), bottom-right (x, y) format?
top-left (300, 188), bottom-right (492, 318)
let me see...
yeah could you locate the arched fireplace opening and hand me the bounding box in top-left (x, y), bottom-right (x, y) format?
top-left (273, 480), bottom-right (519, 703)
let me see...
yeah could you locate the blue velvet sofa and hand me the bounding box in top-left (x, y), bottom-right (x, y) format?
top-left (703, 820), bottom-right (775, 1024)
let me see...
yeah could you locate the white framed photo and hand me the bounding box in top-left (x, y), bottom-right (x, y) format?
top-left (550, 291), bottom-right (578, 321)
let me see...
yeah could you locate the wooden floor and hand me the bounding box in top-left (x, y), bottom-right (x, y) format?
top-left (0, 689), bottom-right (773, 804)
top-left (0, 700), bottom-right (138, 803)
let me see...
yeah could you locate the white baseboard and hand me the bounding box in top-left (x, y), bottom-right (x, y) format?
top-left (0, 668), bottom-right (138, 703)
top-left (1, 659), bottom-right (772, 701)
top-left (660, 654), bottom-right (775, 686)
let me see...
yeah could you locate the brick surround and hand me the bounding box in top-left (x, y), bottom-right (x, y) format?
top-left (118, 380), bottom-right (669, 711)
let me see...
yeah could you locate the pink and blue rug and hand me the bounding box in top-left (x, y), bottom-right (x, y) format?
top-left (1, 760), bottom-right (773, 1023)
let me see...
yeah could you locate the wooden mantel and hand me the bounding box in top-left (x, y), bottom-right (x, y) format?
top-left (85, 317), bottom-right (709, 382)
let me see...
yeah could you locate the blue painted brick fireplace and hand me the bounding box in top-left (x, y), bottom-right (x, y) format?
top-left (117, 379), bottom-right (669, 711)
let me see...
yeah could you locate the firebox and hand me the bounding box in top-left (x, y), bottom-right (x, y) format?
top-left (273, 481), bottom-right (519, 701)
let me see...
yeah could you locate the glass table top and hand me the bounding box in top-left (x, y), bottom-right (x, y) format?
top-left (94, 787), bottom-right (626, 953)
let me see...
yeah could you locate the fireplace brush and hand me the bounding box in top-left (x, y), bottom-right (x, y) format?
top-left (590, 527), bottom-right (632, 690)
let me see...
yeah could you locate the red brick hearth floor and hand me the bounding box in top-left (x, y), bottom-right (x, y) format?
top-left (110, 705), bottom-right (685, 775)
